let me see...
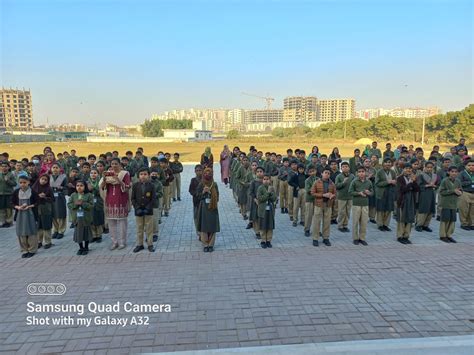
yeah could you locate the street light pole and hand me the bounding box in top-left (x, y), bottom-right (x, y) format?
top-left (421, 116), bottom-right (425, 146)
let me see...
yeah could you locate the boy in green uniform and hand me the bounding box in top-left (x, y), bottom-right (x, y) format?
top-left (257, 174), bottom-right (277, 248)
top-left (335, 162), bottom-right (354, 232)
top-left (303, 166), bottom-right (318, 237)
top-left (349, 166), bottom-right (373, 245)
top-left (0, 161), bottom-right (16, 228)
top-left (438, 166), bottom-right (463, 243)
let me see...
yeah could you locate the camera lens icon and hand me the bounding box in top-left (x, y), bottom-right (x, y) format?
top-left (27, 283), bottom-right (66, 296)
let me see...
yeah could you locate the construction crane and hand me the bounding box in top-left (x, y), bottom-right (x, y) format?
top-left (241, 92), bottom-right (275, 110)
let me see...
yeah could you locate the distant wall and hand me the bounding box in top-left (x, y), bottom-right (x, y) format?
top-left (0, 135), bottom-right (55, 143)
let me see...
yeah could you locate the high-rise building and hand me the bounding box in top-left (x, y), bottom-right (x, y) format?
top-left (244, 109), bottom-right (284, 124)
top-left (226, 109), bottom-right (245, 131)
top-left (317, 99), bottom-right (355, 122)
top-left (283, 96), bottom-right (318, 121)
top-left (0, 88), bottom-right (34, 130)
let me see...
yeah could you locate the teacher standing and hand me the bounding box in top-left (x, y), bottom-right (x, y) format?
top-left (220, 145), bottom-right (231, 185)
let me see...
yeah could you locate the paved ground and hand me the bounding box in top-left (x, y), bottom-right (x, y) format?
top-left (0, 164), bottom-right (473, 354)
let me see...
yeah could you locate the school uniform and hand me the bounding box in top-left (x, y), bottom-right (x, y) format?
top-left (330, 170), bottom-right (340, 222)
top-left (236, 165), bottom-right (252, 218)
top-left (367, 168), bottom-right (377, 221)
top-left (189, 176), bottom-right (201, 234)
top-left (131, 181), bottom-right (156, 247)
top-left (257, 184), bottom-right (277, 243)
top-left (416, 172), bottom-right (439, 230)
top-left (162, 167), bottom-right (174, 214)
top-left (349, 156), bottom-right (361, 175)
top-left (196, 182), bottom-right (220, 247)
top-left (438, 177), bottom-right (462, 240)
top-left (88, 179), bottom-right (105, 241)
top-left (278, 165), bottom-right (291, 211)
top-left (289, 172), bottom-right (306, 225)
top-left (458, 169), bottom-right (474, 229)
top-left (348, 178), bottom-right (373, 241)
top-left (169, 160), bottom-right (183, 200)
top-left (50, 174), bottom-right (68, 237)
top-left (375, 168), bottom-right (396, 229)
top-left (335, 172), bottom-right (354, 230)
top-left (264, 160), bottom-right (280, 195)
top-left (287, 169), bottom-right (297, 218)
top-left (310, 178), bottom-right (336, 241)
top-left (12, 187), bottom-right (39, 255)
top-left (151, 177), bottom-right (163, 237)
top-left (67, 192), bottom-right (94, 243)
top-left (396, 175), bottom-right (420, 240)
top-left (304, 175), bottom-right (318, 233)
top-left (35, 185), bottom-right (54, 246)
top-left (0, 171), bottom-right (16, 226)
top-left (248, 178), bottom-right (263, 236)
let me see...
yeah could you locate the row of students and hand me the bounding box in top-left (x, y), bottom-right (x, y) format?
top-left (228, 144), bottom-right (473, 248)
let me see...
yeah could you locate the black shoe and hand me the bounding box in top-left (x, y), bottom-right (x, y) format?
top-left (2, 222), bottom-right (12, 228)
top-left (384, 226), bottom-right (392, 231)
top-left (304, 230), bottom-right (310, 237)
top-left (360, 240), bottom-right (368, 246)
top-left (153, 235), bottom-right (158, 242)
top-left (82, 250), bottom-right (88, 255)
top-left (312, 240), bottom-right (319, 247)
top-left (461, 225), bottom-right (471, 231)
top-left (246, 223), bottom-right (253, 229)
top-left (285, 208), bottom-right (289, 214)
top-left (90, 238), bottom-right (96, 243)
top-left (436, 216), bottom-right (440, 221)
top-left (378, 226), bottom-right (385, 231)
top-left (281, 208), bottom-right (285, 214)
top-left (203, 246), bottom-right (209, 252)
top-left (164, 212), bottom-right (169, 217)
top-left (471, 226), bottom-right (474, 230)
top-left (323, 239), bottom-right (331, 246)
top-left (370, 219), bottom-right (376, 224)
top-left (447, 237), bottom-right (457, 243)
top-left (96, 237), bottom-right (102, 243)
top-left (26, 252), bottom-right (34, 258)
top-left (343, 227), bottom-right (350, 233)
top-left (266, 241), bottom-right (272, 248)
top-left (177, 197), bottom-right (181, 201)
top-left (415, 226), bottom-right (423, 232)
top-left (52, 232), bottom-right (58, 239)
top-left (397, 238), bottom-right (407, 244)
top-left (21, 253), bottom-right (29, 258)
top-left (256, 233), bottom-right (261, 240)
top-left (403, 238), bottom-right (412, 244)
top-left (77, 249), bottom-right (84, 255)
top-left (331, 219), bottom-right (337, 225)
top-left (103, 228), bottom-right (109, 234)
top-left (44, 243), bottom-right (52, 249)
top-left (159, 220), bottom-right (162, 224)
top-left (208, 246), bottom-right (214, 252)
top-left (422, 226), bottom-right (432, 232)
top-left (440, 237), bottom-right (450, 243)
top-left (133, 245), bottom-right (145, 253)
top-left (70, 223), bottom-right (75, 229)
top-left (292, 222), bottom-right (297, 227)
top-left (261, 242), bottom-right (267, 249)
top-left (57, 234), bottom-right (64, 239)
top-left (290, 217), bottom-right (294, 221)
top-left (299, 221), bottom-right (304, 226)
top-left (148, 245), bottom-right (155, 252)
top-left (353, 240), bottom-right (359, 245)
top-left (37, 242), bottom-right (42, 249)
top-left (173, 198), bottom-right (176, 201)
top-left (243, 215), bottom-right (248, 220)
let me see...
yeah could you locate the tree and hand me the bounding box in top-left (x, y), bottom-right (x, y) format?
top-left (141, 119), bottom-right (192, 137)
top-left (226, 129), bottom-right (240, 139)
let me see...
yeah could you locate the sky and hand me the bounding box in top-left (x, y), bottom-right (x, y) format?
top-left (1, 0), bottom-right (472, 125)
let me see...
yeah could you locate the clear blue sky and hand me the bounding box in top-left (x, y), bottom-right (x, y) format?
top-left (1, 0), bottom-right (472, 125)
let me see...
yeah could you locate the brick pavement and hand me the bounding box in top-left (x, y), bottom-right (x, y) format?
top-left (0, 164), bottom-right (473, 354)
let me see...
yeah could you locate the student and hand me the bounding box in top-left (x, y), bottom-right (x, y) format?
top-left (303, 166), bottom-right (318, 237)
top-left (438, 166), bottom-right (463, 243)
top-left (150, 170), bottom-right (164, 242)
top-left (80, 162), bottom-right (91, 181)
top-left (329, 160), bottom-right (340, 224)
top-left (50, 163), bottom-right (68, 239)
top-left (310, 168), bottom-right (336, 246)
top-left (159, 158), bottom-right (174, 217)
top-left (363, 158), bottom-right (377, 223)
top-left (257, 174), bottom-right (277, 248)
top-left (396, 164), bottom-right (420, 244)
top-left (32, 174), bottom-right (54, 249)
top-left (169, 153), bottom-right (183, 201)
top-left (189, 165), bottom-right (203, 237)
top-left (278, 158), bottom-right (291, 214)
top-left (289, 163), bottom-right (306, 227)
top-left (349, 149), bottom-right (361, 175)
top-left (415, 161), bottom-right (439, 232)
top-left (0, 161), bottom-right (16, 228)
top-left (12, 175), bottom-right (39, 258)
top-left (348, 166), bottom-right (373, 245)
top-left (335, 162), bottom-right (354, 232)
top-left (26, 162), bottom-right (39, 186)
top-left (248, 166), bottom-right (264, 238)
top-left (264, 153), bottom-right (279, 195)
top-left (287, 160), bottom-right (298, 220)
top-left (436, 157), bottom-right (452, 220)
top-left (87, 168), bottom-right (105, 243)
top-left (458, 160), bottom-right (474, 230)
top-left (131, 168), bottom-right (156, 253)
top-left (236, 156), bottom-right (252, 220)
top-left (375, 158), bottom-right (397, 232)
top-left (196, 168), bottom-right (220, 252)
top-left (67, 167), bottom-right (80, 228)
top-left (68, 181), bottom-right (94, 255)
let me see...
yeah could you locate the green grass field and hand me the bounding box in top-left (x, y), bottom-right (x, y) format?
top-left (2, 139), bottom-right (456, 162)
